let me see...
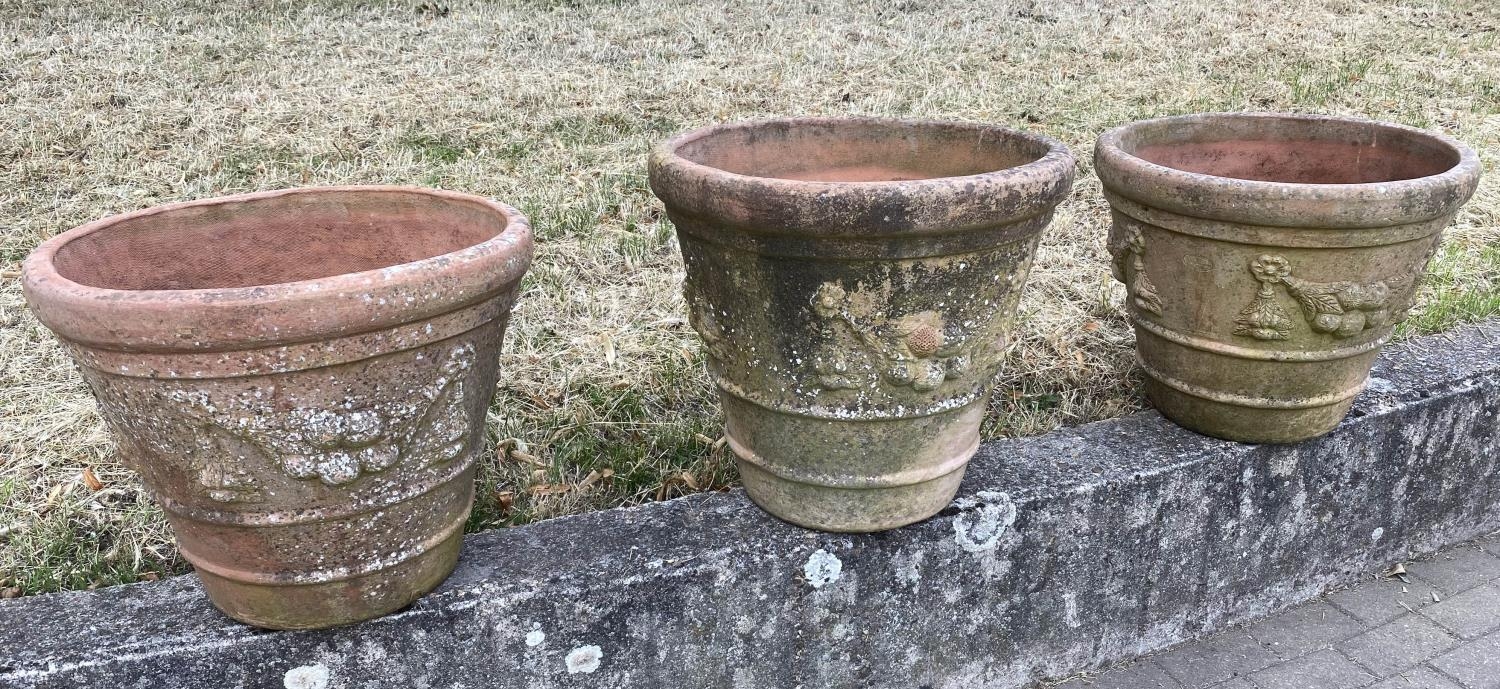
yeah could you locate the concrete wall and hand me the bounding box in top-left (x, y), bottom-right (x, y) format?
top-left (2, 319), bottom-right (1496, 689)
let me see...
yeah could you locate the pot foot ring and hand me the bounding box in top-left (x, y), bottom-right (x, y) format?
top-left (737, 458), bottom-right (967, 533)
top-left (192, 528), bottom-right (465, 630)
top-left (1144, 377), bottom-right (1357, 444)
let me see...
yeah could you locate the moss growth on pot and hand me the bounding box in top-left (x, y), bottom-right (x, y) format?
top-left (651, 117), bottom-right (1075, 532)
top-left (1096, 113), bottom-right (1481, 443)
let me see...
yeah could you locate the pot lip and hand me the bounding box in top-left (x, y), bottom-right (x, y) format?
top-left (1094, 112), bottom-right (1482, 227)
top-left (649, 116), bottom-right (1076, 235)
top-left (22, 185), bottom-right (534, 353)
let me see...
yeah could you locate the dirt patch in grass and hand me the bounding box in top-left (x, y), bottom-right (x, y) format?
top-left (2, 0), bottom-right (1498, 594)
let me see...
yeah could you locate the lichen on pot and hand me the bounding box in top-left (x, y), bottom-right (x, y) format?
top-left (650, 117), bottom-right (1075, 532)
top-left (21, 186), bottom-right (534, 629)
top-left (1096, 112), bottom-right (1480, 444)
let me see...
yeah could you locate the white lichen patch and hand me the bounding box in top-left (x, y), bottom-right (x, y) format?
top-left (525, 629), bottom-right (546, 647)
top-left (803, 548), bottom-right (843, 589)
top-left (1269, 454), bottom-right (1299, 478)
top-left (565, 645), bottom-right (603, 674)
top-left (1371, 527), bottom-right (1385, 543)
top-left (894, 549), bottom-right (925, 587)
top-left (358, 641), bottom-right (388, 664)
top-left (283, 663), bottom-right (331, 689)
top-left (952, 491), bottom-right (1017, 553)
top-left (1125, 491), bottom-right (1155, 529)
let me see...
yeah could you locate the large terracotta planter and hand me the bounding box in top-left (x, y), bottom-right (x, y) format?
top-left (1096, 113), bottom-right (1480, 443)
top-left (650, 117), bottom-right (1075, 532)
top-left (22, 186), bottom-right (533, 629)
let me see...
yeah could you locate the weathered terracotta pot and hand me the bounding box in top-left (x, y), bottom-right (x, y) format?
top-left (22, 186), bottom-right (533, 629)
top-left (650, 117), bottom-right (1075, 532)
top-left (1096, 113), bottom-right (1480, 443)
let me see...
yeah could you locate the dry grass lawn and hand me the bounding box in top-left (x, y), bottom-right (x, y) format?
top-left (2, 0), bottom-right (1497, 595)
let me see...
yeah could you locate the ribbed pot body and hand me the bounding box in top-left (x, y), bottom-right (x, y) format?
top-left (22, 186), bottom-right (534, 628)
top-left (1096, 113), bottom-right (1480, 443)
top-left (650, 118), bottom-right (1075, 531)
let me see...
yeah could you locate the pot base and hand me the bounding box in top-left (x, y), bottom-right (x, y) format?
top-left (193, 527), bottom-right (464, 631)
top-left (737, 458), bottom-right (967, 533)
top-left (1144, 377), bottom-right (1355, 445)
top-left (721, 392), bottom-right (985, 533)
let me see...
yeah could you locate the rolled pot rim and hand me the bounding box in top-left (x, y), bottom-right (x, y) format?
top-left (1094, 111), bottom-right (1482, 229)
top-left (22, 185), bottom-right (534, 353)
top-left (649, 116), bottom-right (1077, 237)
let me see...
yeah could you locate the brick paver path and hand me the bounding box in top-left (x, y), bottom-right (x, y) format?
top-left (1055, 531), bottom-right (1500, 688)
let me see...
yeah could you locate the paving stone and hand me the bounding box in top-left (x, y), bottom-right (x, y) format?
top-left (1326, 575), bottom-right (1443, 626)
top-left (1335, 613), bottom-right (1458, 677)
top-left (1248, 602), bottom-right (1366, 659)
top-left (1421, 582), bottom-right (1500, 640)
top-left (1404, 547), bottom-right (1500, 595)
top-left (1055, 660), bottom-right (1181, 688)
top-left (1067, 535), bottom-right (1500, 689)
top-left (1477, 530), bottom-right (1500, 555)
top-left (1429, 633), bottom-right (1500, 689)
top-left (1155, 632), bottom-right (1280, 688)
top-left (1367, 666), bottom-right (1464, 689)
top-left (1247, 649), bottom-right (1377, 689)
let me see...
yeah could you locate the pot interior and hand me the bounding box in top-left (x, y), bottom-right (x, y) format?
top-left (51, 190), bottom-right (508, 290)
top-left (673, 120), bottom-right (1051, 183)
top-left (1122, 116), bottom-right (1461, 185)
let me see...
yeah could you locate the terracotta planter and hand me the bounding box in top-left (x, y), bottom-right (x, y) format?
top-left (22, 186), bottom-right (533, 629)
top-left (650, 117), bottom-right (1075, 532)
top-left (1096, 113), bottom-right (1480, 443)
